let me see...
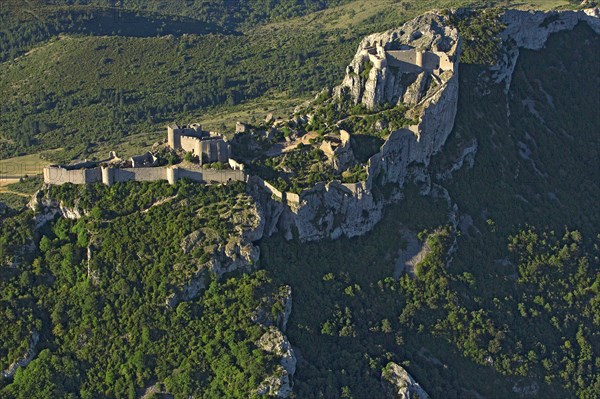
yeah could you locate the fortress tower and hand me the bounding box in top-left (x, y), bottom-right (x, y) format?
top-left (167, 124), bottom-right (182, 149)
top-left (167, 166), bottom-right (178, 185)
top-left (101, 166), bottom-right (114, 186)
top-left (415, 50), bottom-right (424, 68)
top-left (166, 122), bottom-right (231, 165)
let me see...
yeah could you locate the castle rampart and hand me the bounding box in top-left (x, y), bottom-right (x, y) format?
top-left (44, 165), bottom-right (246, 187)
top-left (44, 123), bottom-right (243, 188)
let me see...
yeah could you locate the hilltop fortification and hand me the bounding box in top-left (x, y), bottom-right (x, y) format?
top-left (40, 9), bottom-right (600, 244)
top-left (335, 12), bottom-right (460, 110)
top-left (43, 126), bottom-right (242, 186)
top-left (263, 11), bottom-right (461, 241)
top-left (167, 123), bottom-right (231, 164)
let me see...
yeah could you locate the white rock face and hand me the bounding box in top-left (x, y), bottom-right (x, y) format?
top-left (29, 190), bottom-right (84, 227)
top-left (251, 8), bottom-right (600, 243)
top-left (492, 8), bottom-right (600, 92)
top-left (166, 236), bottom-right (261, 307)
top-left (256, 327), bottom-right (297, 398)
top-left (381, 362), bottom-right (429, 399)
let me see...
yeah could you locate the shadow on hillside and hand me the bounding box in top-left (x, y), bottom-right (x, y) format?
top-left (59, 8), bottom-right (236, 38)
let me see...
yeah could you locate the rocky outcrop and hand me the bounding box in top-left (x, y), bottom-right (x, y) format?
top-left (251, 8), bottom-right (600, 243)
top-left (252, 285), bottom-right (293, 332)
top-left (253, 286), bottom-right (295, 398)
top-left (2, 330), bottom-right (39, 379)
top-left (402, 72), bottom-right (429, 106)
top-left (491, 8), bottom-right (600, 92)
top-left (320, 130), bottom-right (355, 172)
top-left (256, 327), bottom-right (297, 398)
top-left (168, 201), bottom-right (265, 307)
top-left (381, 362), bottom-right (429, 399)
top-left (29, 189), bottom-right (83, 227)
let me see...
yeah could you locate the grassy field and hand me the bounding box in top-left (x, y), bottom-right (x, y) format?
top-left (0, 150), bottom-right (61, 177)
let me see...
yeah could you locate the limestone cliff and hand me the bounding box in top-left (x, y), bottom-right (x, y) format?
top-left (29, 189), bottom-right (84, 227)
top-left (491, 8), bottom-right (600, 93)
top-left (253, 287), bottom-right (296, 398)
top-left (251, 8), bottom-right (600, 243)
top-left (167, 200), bottom-right (265, 307)
top-left (334, 12), bottom-right (460, 110)
top-left (256, 327), bottom-right (297, 398)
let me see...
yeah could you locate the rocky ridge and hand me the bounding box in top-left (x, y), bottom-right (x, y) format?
top-left (253, 286), bottom-right (296, 397)
top-left (1, 330), bottom-right (39, 379)
top-left (491, 8), bottom-right (600, 93)
top-left (252, 8), bottom-right (600, 243)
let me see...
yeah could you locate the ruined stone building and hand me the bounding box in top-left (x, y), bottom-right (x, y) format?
top-left (320, 130), bottom-right (355, 172)
top-left (359, 42), bottom-right (456, 75)
top-left (167, 123), bottom-right (231, 164)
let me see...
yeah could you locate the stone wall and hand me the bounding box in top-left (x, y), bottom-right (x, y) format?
top-left (44, 167), bottom-right (93, 185)
top-left (44, 165), bottom-right (246, 186)
top-left (196, 168), bottom-right (246, 184)
top-left (248, 176), bottom-right (288, 203)
top-left (180, 136), bottom-right (199, 154)
top-left (263, 180), bottom-right (284, 200)
top-left (113, 167), bottom-right (167, 183)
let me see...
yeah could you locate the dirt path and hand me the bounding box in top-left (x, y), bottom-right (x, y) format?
top-left (265, 131), bottom-right (319, 157)
top-left (141, 195), bottom-right (178, 213)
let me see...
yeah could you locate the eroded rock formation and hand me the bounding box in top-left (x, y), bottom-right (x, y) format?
top-left (335, 12), bottom-right (460, 109)
top-left (256, 327), bottom-right (297, 398)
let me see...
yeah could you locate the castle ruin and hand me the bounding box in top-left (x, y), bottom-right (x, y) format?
top-left (358, 42), bottom-right (456, 75)
top-left (167, 123), bottom-right (231, 164)
top-left (44, 124), bottom-right (243, 187)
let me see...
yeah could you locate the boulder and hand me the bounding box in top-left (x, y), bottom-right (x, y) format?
top-left (381, 362), bottom-right (429, 399)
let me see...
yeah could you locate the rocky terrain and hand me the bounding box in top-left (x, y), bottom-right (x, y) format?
top-left (8, 7), bottom-right (598, 398)
top-left (491, 8), bottom-right (600, 92)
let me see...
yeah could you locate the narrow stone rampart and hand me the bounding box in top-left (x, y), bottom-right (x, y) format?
top-left (43, 165), bottom-right (246, 186)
